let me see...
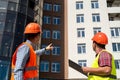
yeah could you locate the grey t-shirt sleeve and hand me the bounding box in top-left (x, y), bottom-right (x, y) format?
top-left (14, 44), bottom-right (29, 80)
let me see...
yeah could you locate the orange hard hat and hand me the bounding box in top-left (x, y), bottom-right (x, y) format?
top-left (92, 32), bottom-right (108, 45)
top-left (24, 22), bottom-right (42, 34)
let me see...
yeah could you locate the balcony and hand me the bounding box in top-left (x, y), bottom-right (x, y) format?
top-left (109, 13), bottom-right (120, 21)
top-left (107, 0), bottom-right (120, 7)
top-left (108, 13), bottom-right (120, 26)
top-left (108, 7), bottom-right (120, 13)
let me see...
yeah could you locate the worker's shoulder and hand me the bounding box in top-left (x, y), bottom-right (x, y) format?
top-left (100, 50), bottom-right (112, 57)
top-left (18, 43), bottom-right (30, 50)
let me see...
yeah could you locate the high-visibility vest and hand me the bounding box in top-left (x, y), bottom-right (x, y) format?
top-left (11, 42), bottom-right (38, 80)
top-left (88, 50), bottom-right (117, 80)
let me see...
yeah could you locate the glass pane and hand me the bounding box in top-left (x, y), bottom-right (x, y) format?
top-left (58, 47), bottom-right (60, 55)
top-left (84, 63), bottom-right (86, 67)
top-left (52, 48), bottom-right (55, 54)
top-left (0, 12), bottom-right (6, 21)
top-left (6, 12), bottom-right (17, 22)
top-left (76, 3), bottom-right (79, 9)
top-left (0, 1), bottom-right (7, 10)
top-left (5, 22), bottom-right (14, 32)
top-left (115, 28), bottom-right (119, 36)
top-left (46, 64), bottom-right (49, 71)
top-left (20, 0), bottom-right (28, 6)
top-left (0, 34), bottom-right (12, 57)
top-left (111, 29), bottom-right (114, 37)
top-left (40, 64), bottom-right (44, 71)
top-left (77, 17), bottom-right (80, 23)
top-left (83, 46), bottom-right (86, 53)
top-left (93, 16), bottom-right (95, 22)
top-left (56, 64), bottom-right (60, 72)
top-left (82, 31), bottom-right (85, 37)
top-left (96, 3), bottom-right (99, 8)
top-left (78, 46), bottom-right (81, 53)
top-left (0, 60), bottom-right (10, 80)
top-left (18, 5), bottom-right (27, 14)
top-left (97, 16), bottom-right (100, 22)
top-left (42, 31), bottom-right (46, 38)
top-left (8, 2), bottom-right (17, 11)
top-left (81, 17), bottom-right (84, 22)
top-left (91, 3), bottom-right (94, 8)
top-left (0, 22), bottom-right (5, 31)
top-left (118, 43), bottom-right (120, 51)
top-left (112, 43), bottom-right (117, 51)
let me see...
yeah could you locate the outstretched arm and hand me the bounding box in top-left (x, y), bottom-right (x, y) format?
top-left (35, 43), bottom-right (53, 56)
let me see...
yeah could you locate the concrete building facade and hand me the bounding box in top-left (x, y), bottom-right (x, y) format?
top-left (0, 0), bottom-right (120, 80)
top-left (67, 0), bottom-right (120, 79)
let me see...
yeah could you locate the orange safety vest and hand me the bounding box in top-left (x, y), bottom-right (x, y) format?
top-left (11, 42), bottom-right (38, 80)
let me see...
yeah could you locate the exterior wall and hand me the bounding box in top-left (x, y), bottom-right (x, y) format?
top-left (40, 0), bottom-right (67, 79)
top-left (0, 0), bottom-right (119, 79)
top-left (0, 0), bottom-right (43, 79)
top-left (68, 0), bottom-right (120, 79)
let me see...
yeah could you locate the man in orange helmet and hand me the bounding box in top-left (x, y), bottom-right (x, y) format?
top-left (11, 22), bottom-right (53, 80)
top-left (82, 32), bottom-right (117, 80)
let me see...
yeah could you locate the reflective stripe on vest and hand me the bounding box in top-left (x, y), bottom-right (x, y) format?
top-left (24, 66), bottom-right (37, 71)
top-left (89, 73), bottom-right (117, 79)
top-left (26, 77), bottom-right (39, 80)
top-left (12, 66), bottom-right (37, 72)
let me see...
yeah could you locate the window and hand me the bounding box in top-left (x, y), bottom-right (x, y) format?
top-left (41, 45), bottom-right (50, 55)
top-left (52, 46), bottom-right (60, 55)
top-left (111, 27), bottom-right (120, 37)
top-left (77, 28), bottom-right (85, 38)
top-left (0, 60), bottom-right (10, 80)
top-left (8, 2), bottom-right (17, 11)
top-left (20, 0), bottom-right (28, 6)
top-left (77, 14), bottom-right (84, 23)
top-left (93, 27), bottom-right (101, 34)
top-left (6, 12), bottom-right (17, 22)
top-left (43, 16), bottom-right (51, 24)
top-left (78, 60), bottom-right (87, 67)
top-left (53, 17), bottom-right (60, 25)
top-left (92, 14), bottom-right (100, 22)
top-left (52, 31), bottom-right (60, 40)
top-left (51, 62), bottom-right (60, 73)
top-left (115, 60), bottom-right (120, 69)
top-left (0, 12), bottom-right (6, 21)
top-left (42, 30), bottom-right (50, 39)
top-left (109, 17), bottom-right (114, 21)
top-left (91, 1), bottom-right (99, 9)
top-left (18, 5), bottom-right (26, 14)
top-left (76, 1), bottom-right (83, 9)
top-left (4, 22), bottom-right (14, 32)
top-left (0, 22), bottom-right (5, 31)
top-left (112, 43), bottom-right (120, 52)
top-left (78, 44), bottom-right (86, 54)
top-left (43, 3), bottom-right (52, 11)
top-left (53, 4), bottom-right (61, 12)
top-left (0, 34), bottom-right (13, 57)
top-left (40, 61), bottom-right (49, 72)
top-left (0, 0), bottom-right (7, 10)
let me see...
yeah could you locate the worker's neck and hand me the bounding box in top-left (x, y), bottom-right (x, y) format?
top-left (95, 47), bottom-right (103, 54)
